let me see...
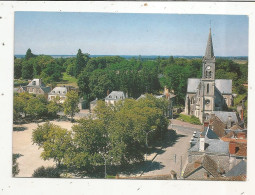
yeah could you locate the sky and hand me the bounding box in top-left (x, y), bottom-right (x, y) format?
top-left (14, 12), bottom-right (248, 56)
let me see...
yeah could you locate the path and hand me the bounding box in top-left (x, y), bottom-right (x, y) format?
top-left (140, 119), bottom-right (202, 178)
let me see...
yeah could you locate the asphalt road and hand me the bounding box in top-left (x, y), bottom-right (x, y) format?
top-left (140, 119), bottom-right (202, 178)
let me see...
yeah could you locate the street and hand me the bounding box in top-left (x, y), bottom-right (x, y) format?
top-left (140, 119), bottom-right (202, 178)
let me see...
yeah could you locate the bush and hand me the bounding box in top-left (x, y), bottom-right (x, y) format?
top-left (32, 166), bottom-right (60, 178)
top-left (177, 114), bottom-right (201, 125)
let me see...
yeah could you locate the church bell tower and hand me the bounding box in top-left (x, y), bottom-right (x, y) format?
top-left (200, 28), bottom-right (216, 121)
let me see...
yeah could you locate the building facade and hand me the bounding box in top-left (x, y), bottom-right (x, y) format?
top-left (185, 28), bottom-right (233, 123)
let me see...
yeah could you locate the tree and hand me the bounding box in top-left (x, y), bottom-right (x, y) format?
top-left (74, 49), bottom-right (86, 77)
top-left (32, 166), bottom-right (60, 178)
top-left (24, 96), bottom-right (48, 119)
top-left (13, 92), bottom-right (33, 119)
top-left (32, 122), bottom-right (72, 166)
top-left (22, 59), bottom-right (34, 79)
top-left (63, 90), bottom-right (80, 121)
top-left (12, 154), bottom-right (20, 177)
top-left (14, 58), bottom-right (23, 79)
top-left (65, 119), bottom-right (108, 171)
top-left (25, 48), bottom-right (35, 60)
top-left (41, 62), bottom-right (63, 84)
top-left (47, 96), bottom-right (62, 117)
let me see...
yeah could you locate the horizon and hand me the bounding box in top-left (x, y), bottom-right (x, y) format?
top-left (15, 12), bottom-right (248, 56)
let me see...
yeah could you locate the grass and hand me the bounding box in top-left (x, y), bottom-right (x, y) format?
top-left (176, 114), bottom-right (201, 125)
top-left (57, 72), bottom-right (78, 87)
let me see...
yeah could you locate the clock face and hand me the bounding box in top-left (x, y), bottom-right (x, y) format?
top-left (206, 66), bottom-right (211, 70)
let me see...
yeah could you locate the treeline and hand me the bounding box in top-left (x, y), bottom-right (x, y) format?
top-left (15, 49), bottom-right (248, 105)
top-left (32, 95), bottom-right (169, 176)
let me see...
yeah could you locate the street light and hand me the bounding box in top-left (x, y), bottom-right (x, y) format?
top-left (143, 128), bottom-right (155, 161)
top-left (99, 151), bottom-right (113, 179)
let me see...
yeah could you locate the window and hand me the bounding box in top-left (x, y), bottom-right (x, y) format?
top-left (32, 81), bottom-right (36, 85)
top-left (207, 84), bottom-right (209, 94)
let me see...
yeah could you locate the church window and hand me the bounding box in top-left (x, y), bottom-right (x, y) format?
top-left (207, 84), bottom-right (209, 93)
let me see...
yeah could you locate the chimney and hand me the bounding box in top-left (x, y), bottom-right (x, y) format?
top-left (241, 109), bottom-right (244, 121)
top-left (199, 136), bottom-right (205, 152)
top-left (227, 116), bottom-right (232, 129)
top-left (204, 122), bottom-right (209, 127)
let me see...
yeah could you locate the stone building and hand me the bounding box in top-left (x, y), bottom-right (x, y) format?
top-left (185, 28), bottom-right (233, 123)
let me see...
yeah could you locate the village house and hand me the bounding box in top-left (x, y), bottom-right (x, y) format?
top-left (105, 91), bottom-right (126, 105)
top-left (185, 28), bottom-right (233, 123)
top-left (16, 78), bottom-right (51, 98)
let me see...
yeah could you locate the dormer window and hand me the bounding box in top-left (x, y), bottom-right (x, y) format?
top-left (32, 81), bottom-right (36, 85)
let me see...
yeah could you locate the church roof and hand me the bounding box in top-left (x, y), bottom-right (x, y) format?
top-left (187, 78), bottom-right (232, 94)
top-left (215, 79), bottom-right (232, 94)
top-left (204, 28), bottom-right (214, 59)
top-left (187, 78), bottom-right (201, 93)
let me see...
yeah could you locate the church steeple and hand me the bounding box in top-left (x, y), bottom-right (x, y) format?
top-left (204, 28), bottom-right (214, 59)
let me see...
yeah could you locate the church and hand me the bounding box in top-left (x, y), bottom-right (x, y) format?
top-left (184, 28), bottom-right (233, 123)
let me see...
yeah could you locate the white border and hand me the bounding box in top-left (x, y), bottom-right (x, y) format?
top-left (0, 1), bottom-right (255, 195)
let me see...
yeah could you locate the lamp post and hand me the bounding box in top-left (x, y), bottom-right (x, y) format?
top-left (99, 152), bottom-right (112, 179)
top-left (143, 129), bottom-right (155, 161)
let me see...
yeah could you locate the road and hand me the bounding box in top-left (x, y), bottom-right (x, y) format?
top-left (140, 119), bottom-right (202, 179)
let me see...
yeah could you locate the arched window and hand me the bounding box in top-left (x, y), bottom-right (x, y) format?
top-left (207, 84), bottom-right (209, 94)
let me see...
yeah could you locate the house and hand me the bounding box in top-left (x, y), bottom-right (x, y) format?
top-left (48, 86), bottom-right (68, 103)
top-left (188, 126), bottom-right (231, 172)
top-left (183, 154), bottom-right (223, 180)
top-left (225, 160), bottom-right (246, 178)
top-left (105, 91), bottom-right (126, 105)
top-left (16, 86), bottom-right (27, 93)
top-left (26, 78), bottom-right (51, 98)
top-left (185, 28), bottom-right (233, 123)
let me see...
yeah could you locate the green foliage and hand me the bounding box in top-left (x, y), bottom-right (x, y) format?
top-left (32, 166), bottom-right (60, 178)
top-left (22, 59), bottom-right (34, 79)
top-left (25, 48), bottom-right (35, 60)
top-left (14, 58), bottom-right (23, 79)
top-left (47, 96), bottom-right (62, 117)
top-left (234, 94), bottom-right (247, 106)
top-left (32, 122), bottom-right (72, 165)
top-left (41, 62), bottom-right (63, 84)
top-left (12, 154), bottom-right (20, 177)
top-left (24, 96), bottom-right (48, 119)
top-left (177, 114), bottom-right (201, 125)
top-left (63, 90), bottom-right (80, 121)
top-left (13, 92), bottom-right (34, 120)
top-left (74, 49), bottom-right (86, 77)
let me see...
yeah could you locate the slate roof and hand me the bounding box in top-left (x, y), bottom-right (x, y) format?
top-left (204, 28), bottom-right (214, 59)
top-left (187, 78), bottom-right (201, 93)
top-left (209, 115), bottom-right (226, 137)
top-left (183, 155), bottom-right (221, 178)
top-left (27, 78), bottom-right (46, 87)
top-left (225, 160), bottom-right (246, 177)
top-left (90, 98), bottom-right (98, 105)
top-left (105, 91), bottom-right (126, 101)
top-left (211, 111), bottom-right (239, 124)
top-left (41, 87), bottom-right (51, 93)
top-left (189, 127), bottom-right (229, 155)
top-left (49, 87), bottom-right (68, 95)
top-left (201, 127), bottom-right (219, 140)
top-left (215, 79), bottom-right (232, 94)
top-left (187, 78), bottom-right (232, 94)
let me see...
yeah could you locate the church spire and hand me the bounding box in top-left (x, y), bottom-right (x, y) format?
top-left (204, 28), bottom-right (214, 59)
